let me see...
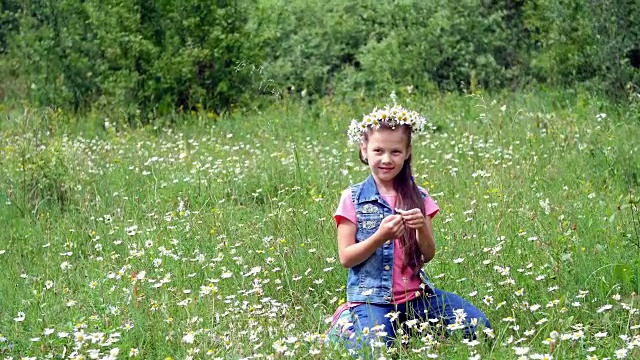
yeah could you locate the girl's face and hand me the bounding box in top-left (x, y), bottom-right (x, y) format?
top-left (360, 127), bottom-right (411, 189)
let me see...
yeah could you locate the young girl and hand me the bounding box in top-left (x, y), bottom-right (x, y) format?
top-left (327, 104), bottom-right (491, 354)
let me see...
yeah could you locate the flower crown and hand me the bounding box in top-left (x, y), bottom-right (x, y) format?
top-left (347, 104), bottom-right (427, 144)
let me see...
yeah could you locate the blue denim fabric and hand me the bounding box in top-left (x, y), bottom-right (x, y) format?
top-left (347, 175), bottom-right (435, 303)
top-left (345, 288), bottom-right (491, 354)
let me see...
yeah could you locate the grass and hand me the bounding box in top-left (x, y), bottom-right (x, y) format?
top-left (0, 90), bottom-right (639, 359)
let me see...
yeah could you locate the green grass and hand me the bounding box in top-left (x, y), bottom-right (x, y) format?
top-left (1, 90), bottom-right (639, 359)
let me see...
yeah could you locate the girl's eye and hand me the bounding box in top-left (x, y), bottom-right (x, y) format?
top-left (373, 149), bottom-right (382, 153)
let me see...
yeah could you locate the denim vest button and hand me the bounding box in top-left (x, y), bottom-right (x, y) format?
top-left (384, 240), bottom-right (391, 245)
top-left (384, 265), bottom-right (390, 271)
top-left (383, 295), bottom-right (391, 301)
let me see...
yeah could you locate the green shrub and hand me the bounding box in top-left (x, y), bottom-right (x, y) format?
top-left (523, 0), bottom-right (640, 98)
top-left (255, 0), bottom-right (524, 99)
top-left (0, 0), bottom-right (638, 121)
top-left (2, 0), bottom-right (262, 122)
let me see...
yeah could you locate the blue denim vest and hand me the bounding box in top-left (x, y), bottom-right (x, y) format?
top-left (347, 175), bottom-right (435, 303)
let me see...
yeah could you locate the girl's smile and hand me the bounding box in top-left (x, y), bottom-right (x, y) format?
top-left (360, 128), bottom-right (411, 190)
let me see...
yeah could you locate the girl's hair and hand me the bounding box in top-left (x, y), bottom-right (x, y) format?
top-left (358, 123), bottom-right (426, 271)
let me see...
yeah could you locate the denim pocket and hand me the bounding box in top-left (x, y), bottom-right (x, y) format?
top-left (356, 213), bottom-right (383, 241)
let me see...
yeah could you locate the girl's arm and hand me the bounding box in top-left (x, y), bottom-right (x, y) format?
top-left (416, 215), bottom-right (436, 263)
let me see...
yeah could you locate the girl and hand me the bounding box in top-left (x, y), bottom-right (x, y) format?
top-left (327, 104), bottom-right (490, 354)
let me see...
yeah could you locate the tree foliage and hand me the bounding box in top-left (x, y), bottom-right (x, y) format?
top-left (0, 0), bottom-right (638, 121)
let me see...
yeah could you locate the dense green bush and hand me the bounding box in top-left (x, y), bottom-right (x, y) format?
top-left (0, 0), bottom-right (638, 121)
top-left (1, 0), bottom-right (260, 122)
top-left (523, 0), bottom-right (640, 99)
top-left (255, 0), bottom-right (523, 98)
top-left (0, 0), bottom-right (20, 54)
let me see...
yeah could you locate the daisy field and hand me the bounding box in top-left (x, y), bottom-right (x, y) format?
top-left (1, 91), bottom-right (639, 359)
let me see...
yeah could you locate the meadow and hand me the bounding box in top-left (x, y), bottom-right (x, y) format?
top-left (0, 91), bottom-right (639, 359)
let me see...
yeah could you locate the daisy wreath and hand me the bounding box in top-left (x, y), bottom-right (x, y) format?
top-left (346, 104), bottom-right (428, 145)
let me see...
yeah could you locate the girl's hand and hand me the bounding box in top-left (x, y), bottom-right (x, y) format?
top-left (377, 214), bottom-right (404, 241)
top-left (396, 208), bottom-right (426, 230)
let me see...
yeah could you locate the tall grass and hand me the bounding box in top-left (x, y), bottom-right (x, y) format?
top-left (0, 90), bottom-right (639, 359)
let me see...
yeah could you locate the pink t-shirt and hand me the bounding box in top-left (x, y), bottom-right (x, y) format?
top-left (334, 187), bottom-right (439, 304)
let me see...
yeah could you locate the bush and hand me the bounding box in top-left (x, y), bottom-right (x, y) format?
top-left (523, 0), bottom-right (640, 98)
top-left (2, 0), bottom-right (261, 122)
top-left (255, 0), bottom-right (524, 99)
top-left (0, 0), bottom-right (638, 120)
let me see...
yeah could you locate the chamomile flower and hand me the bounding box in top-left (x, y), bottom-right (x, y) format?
top-left (14, 311), bottom-right (26, 322)
top-left (347, 104), bottom-right (427, 144)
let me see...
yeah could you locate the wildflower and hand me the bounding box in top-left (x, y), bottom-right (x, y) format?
top-left (385, 311), bottom-right (400, 322)
top-left (273, 340), bottom-right (287, 353)
top-left (464, 339), bottom-right (480, 347)
top-left (361, 289), bottom-right (374, 296)
top-left (576, 290), bottom-right (589, 298)
top-left (14, 312), bottom-right (25, 322)
top-left (615, 348), bottom-right (628, 359)
top-left (596, 304), bottom-right (613, 313)
top-left (571, 330), bottom-right (584, 340)
top-left (539, 198), bottom-right (551, 214)
top-left (182, 332), bottom-right (195, 344)
top-left (483, 328), bottom-right (495, 338)
top-left (74, 330), bottom-right (86, 343)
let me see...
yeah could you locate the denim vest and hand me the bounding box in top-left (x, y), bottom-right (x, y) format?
top-left (347, 175), bottom-right (435, 303)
